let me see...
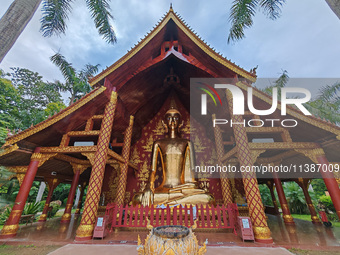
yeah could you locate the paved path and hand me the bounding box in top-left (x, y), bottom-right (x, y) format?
top-left (49, 244), bottom-right (293, 255)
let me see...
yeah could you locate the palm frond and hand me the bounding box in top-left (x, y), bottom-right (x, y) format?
top-left (79, 64), bottom-right (100, 81)
top-left (228, 0), bottom-right (258, 43)
top-left (50, 53), bottom-right (76, 84)
top-left (259, 0), bottom-right (286, 20)
top-left (85, 0), bottom-right (117, 44)
top-left (273, 69), bottom-right (289, 88)
top-left (318, 82), bottom-right (340, 102)
top-left (40, 0), bottom-right (74, 37)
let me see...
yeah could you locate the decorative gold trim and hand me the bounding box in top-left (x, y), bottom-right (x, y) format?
top-left (7, 166), bottom-right (28, 173)
top-left (311, 216), bottom-right (320, 222)
top-left (67, 130), bottom-right (100, 136)
top-left (1, 224), bottom-right (19, 235)
top-left (39, 214), bottom-right (47, 221)
top-left (283, 214), bottom-right (294, 223)
top-left (16, 174), bottom-right (25, 186)
top-left (281, 204), bottom-right (289, 210)
top-left (89, 11), bottom-right (256, 86)
top-left (76, 224), bottom-right (94, 237)
top-left (250, 142), bottom-right (318, 150)
top-left (3, 87), bottom-right (106, 147)
top-left (253, 226), bottom-right (272, 240)
top-left (37, 153), bottom-right (57, 167)
top-left (70, 163), bottom-right (89, 175)
top-left (55, 154), bottom-right (89, 165)
top-left (31, 153), bottom-right (43, 160)
top-left (61, 213), bottom-right (71, 221)
top-left (0, 144), bottom-right (19, 157)
top-left (295, 148), bottom-right (325, 164)
top-left (251, 150), bottom-right (266, 164)
top-left (40, 146), bottom-right (97, 154)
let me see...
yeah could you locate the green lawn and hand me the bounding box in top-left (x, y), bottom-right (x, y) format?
top-left (291, 214), bottom-right (340, 227)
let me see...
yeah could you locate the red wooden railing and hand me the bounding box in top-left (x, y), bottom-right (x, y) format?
top-left (106, 203), bottom-right (238, 234)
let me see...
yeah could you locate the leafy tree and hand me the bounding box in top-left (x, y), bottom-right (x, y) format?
top-left (51, 183), bottom-right (71, 205)
top-left (311, 179), bottom-right (328, 198)
top-left (228, 0), bottom-right (340, 43)
top-left (50, 53), bottom-right (99, 105)
top-left (10, 67), bottom-right (64, 128)
top-left (284, 182), bottom-right (309, 214)
top-left (0, 71), bottom-right (21, 143)
top-left (262, 69), bottom-right (289, 97)
top-left (0, 0), bottom-right (116, 62)
top-left (259, 184), bottom-right (273, 206)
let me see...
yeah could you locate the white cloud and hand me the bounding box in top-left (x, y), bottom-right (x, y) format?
top-left (1, 0), bottom-right (340, 91)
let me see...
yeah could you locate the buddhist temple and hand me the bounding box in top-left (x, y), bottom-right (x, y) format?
top-left (0, 6), bottom-right (339, 245)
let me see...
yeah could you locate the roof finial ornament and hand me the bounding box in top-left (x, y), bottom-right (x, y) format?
top-left (170, 3), bottom-right (173, 11)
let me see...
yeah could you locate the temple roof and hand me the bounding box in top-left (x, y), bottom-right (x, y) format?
top-left (89, 6), bottom-right (257, 87)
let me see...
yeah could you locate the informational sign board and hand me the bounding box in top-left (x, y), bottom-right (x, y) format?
top-left (237, 216), bottom-right (254, 242)
top-left (93, 216), bottom-right (108, 239)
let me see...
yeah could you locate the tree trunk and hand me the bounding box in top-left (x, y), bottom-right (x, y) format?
top-left (0, 0), bottom-right (42, 63)
top-left (325, 0), bottom-right (340, 19)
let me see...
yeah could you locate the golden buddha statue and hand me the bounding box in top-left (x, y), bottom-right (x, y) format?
top-left (133, 108), bottom-right (215, 206)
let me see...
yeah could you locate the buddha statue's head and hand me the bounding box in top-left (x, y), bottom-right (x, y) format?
top-left (163, 108), bottom-right (183, 138)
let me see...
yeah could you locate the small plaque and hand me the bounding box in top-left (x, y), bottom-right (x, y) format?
top-left (242, 218), bottom-right (250, 229)
top-left (97, 217), bottom-right (103, 227)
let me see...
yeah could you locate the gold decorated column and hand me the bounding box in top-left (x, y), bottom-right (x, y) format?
top-left (225, 87), bottom-right (273, 243)
top-left (212, 114), bottom-right (233, 205)
top-left (266, 181), bottom-right (280, 215)
top-left (115, 115), bottom-right (134, 206)
top-left (75, 90), bottom-right (117, 241)
top-left (39, 178), bottom-right (60, 222)
top-left (296, 178), bottom-right (321, 224)
top-left (295, 147), bottom-right (340, 220)
top-left (272, 171), bottom-right (295, 225)
top-left (61, 164), bottom-right (87, 222)
top-left (0, 149), bottom-right (55, 238)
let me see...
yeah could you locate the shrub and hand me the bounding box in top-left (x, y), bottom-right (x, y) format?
top-left (48, 200), bottom-right (61, 218)
top-left (22, 202), bottom-right (41, 215)
top-left (319, 195), bottom-right (335, 212)
top-left (39, 200), bottom-right (46, 211)
top-left (0, 205), bottom-right (11, 225)
top-left (63, 197), bottom-right (68, 206)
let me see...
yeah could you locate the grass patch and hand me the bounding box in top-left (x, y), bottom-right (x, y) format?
top-left (288, 247), bottom-right (340, 255)
top-left (0, 244), bottom-right (61, 255)
top-left (291, 214), bottom-right (340, 227)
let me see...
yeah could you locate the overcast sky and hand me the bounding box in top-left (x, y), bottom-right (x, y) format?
top-left (1, 0), bottom-right (340, 96)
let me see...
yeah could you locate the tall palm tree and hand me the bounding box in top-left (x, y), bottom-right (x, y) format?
top-left (0, 0), bottom-right (116, 63)
top-left (228, 0), bottom-right (340, 43)
top-left (305, 82), bottom-right (340, 124)
top-left (50, 53), bottom-right (99, 105)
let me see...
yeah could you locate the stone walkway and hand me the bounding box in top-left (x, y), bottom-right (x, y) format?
top-left (48, 244), bottom-right (294, 255)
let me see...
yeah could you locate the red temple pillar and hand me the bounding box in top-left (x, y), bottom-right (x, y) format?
top-left (296, 178), bottom-right (321, 224)
top-left (75, 90), bottom-right (117, 241)
top-left (315, 149), bottom-right (340, 219)
top-left (266, 181), bottom-right (280, 215)
top-left (0, 147), bottom-right (49, 238)
top-left (212, 114), bottom-right (233, 205)
top-left (39, 178), bottom-right (60, 222)
top-left (272, 172), bottom-right (295, 225)
top-left (61, 164), bottom-right (86, 222)
top-left (226, 88), bottom-right (273, 243)
top-left (115, 115), bottom-right (134, 206)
